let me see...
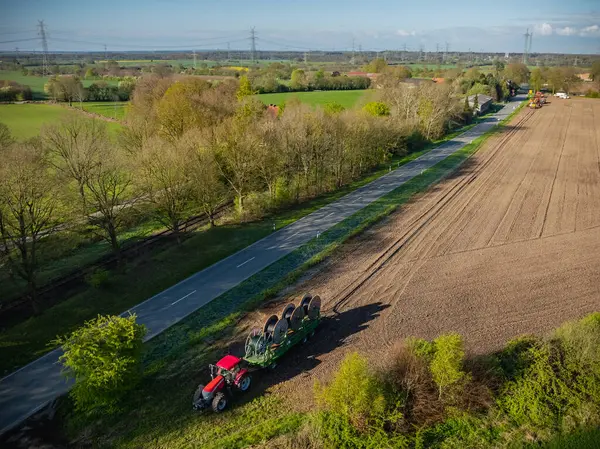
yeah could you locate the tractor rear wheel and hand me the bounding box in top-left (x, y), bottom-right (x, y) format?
top-left (211, 392), bottom-right (228, 413)
top-left (237, 374), bottom-right (252, 392)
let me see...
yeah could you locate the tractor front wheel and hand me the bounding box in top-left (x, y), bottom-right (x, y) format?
top-left (212, 392), bottom-right (228, 413)
top-left (237, 374), bottom-right (252, 392)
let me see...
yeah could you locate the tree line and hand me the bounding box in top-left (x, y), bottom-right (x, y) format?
top-left (0, 73), bottom-right (466, 312)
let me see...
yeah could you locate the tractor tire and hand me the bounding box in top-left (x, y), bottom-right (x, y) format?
top-left (192, 384), bottom-right (204, 404)
top-left (211, 392), bottom-right (228, 413)
top-left (237, 374), bottom-right (252, 392)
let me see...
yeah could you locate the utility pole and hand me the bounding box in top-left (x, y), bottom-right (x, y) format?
top-left (37, 20), bottom-right (50, 76)
top-left (193, 49), bottom-right (197, 69)
top-left (250, 27), bottom-right (257, 62)
top-left (444, 42), bottom-right (449, 62)
top-left (104, 44), bottom-right (107, 60)
top-left (227, 42), bottom-right (231, 61)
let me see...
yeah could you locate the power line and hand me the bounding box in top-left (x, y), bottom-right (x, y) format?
top-left (0, 37), bottom-right (38, 44)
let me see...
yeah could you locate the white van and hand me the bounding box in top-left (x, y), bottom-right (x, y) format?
top-left (555, 92), bottom-right (570, 99)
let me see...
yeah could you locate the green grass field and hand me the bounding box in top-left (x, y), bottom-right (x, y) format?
top-left (0, 70), bottom-right (119, 99)
top-left (257, 89), bottom-right (371, 109)
top-left (80, 101), bottom-right (128, 120)
top-left (0, 104), bottom-right (122, 140)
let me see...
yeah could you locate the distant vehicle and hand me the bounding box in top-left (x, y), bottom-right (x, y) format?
top-left (555, 92), bottom-right (570, 99)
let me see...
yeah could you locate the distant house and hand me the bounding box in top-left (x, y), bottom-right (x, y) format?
top-left (432, 77), bottom-right (445, 84)
top-left (468, 94), bottom-right (493, 115)
top-left (400, 78), bottom-right (435, 89)
top-left (266, 104), bottom-right (279, 118)
top-left (347, 71), bottom-right (379, 80)
top-left (576, 73), bottom-right (592, 82)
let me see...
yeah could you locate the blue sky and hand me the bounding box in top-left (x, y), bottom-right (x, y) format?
top-left (1, 0), bottom-right (599, 54)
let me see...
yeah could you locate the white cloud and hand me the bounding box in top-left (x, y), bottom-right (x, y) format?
top-left (534, 23), bottom-right (553, 35)
top-left (396, 29), bottom-right (416, 37)
top-left (579, 25), bottom-right (600, 36)
top-left (556, 26), bottom-right (576, 36)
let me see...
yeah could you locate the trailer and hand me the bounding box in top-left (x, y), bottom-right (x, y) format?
top-left (192, 294), bottom-right (321, 413)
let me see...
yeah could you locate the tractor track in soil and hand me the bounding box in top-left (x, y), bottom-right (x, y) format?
top-left (238, 99), bottom-right (600, 411)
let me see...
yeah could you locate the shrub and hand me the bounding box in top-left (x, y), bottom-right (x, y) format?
top-left (315, 353), bottom-right (386, 431)
top-left (86, 267), bottom-right (111, 288)
top-left (430, 334), bottom-right (469, 401)
top-left (54, 314), bottom-right (146, 414)
top-left (363, 101), bottom-right (390, 117)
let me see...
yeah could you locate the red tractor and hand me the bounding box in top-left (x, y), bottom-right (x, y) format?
top-left (192, 354), bottom-right (252, 412)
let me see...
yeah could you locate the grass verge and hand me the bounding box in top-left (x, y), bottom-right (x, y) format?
top-left (60, 102), bottom-right (519, 448)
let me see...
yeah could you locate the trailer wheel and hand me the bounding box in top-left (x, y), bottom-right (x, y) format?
top-left (212, 392), bottom-right (228, 413)
top-left (237, 374), bottom-right (252, 392)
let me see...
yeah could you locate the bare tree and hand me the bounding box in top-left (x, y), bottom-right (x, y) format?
top-left (83, 147), bottom-right (132, 255)
top-left (42, 118), bottom-right (107, 208)
top-left (0, 122), bottom-right (14, 151)
top-left (138, 136), bottom-right (194, 241)
top-left (0, 141), bottom-right (57, 312)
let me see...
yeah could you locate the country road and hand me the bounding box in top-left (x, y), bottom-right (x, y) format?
top-left (0, 95), bottom-right (526, 435)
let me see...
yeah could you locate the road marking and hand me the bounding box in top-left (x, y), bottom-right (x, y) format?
top-left (236, 256), bottom-right (255, 268)
top-left (170, 290), bottom-right (197, 306)
top-left (324, 212), bottom-right (334, 218)
top-left (285, 231), bottom-right (300, 241)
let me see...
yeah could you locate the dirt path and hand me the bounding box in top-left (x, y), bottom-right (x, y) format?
top-left (242, 98), bottom-right (600, 410)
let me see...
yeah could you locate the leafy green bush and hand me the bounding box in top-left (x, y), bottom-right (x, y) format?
top-left (362, 101), bottom-right (390, 117)
top-left (86, 267), bottom-right (110, 288)
top-left (430, 334), bottom-right (469, 401)
top-left (55, 314), bottom-right (146, 414)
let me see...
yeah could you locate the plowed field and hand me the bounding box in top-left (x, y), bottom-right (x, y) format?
top-left (255, 98), bottom-right (600, 404)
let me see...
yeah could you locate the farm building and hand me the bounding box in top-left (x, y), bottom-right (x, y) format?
top-left (468, 94), bottom-right (493, 115)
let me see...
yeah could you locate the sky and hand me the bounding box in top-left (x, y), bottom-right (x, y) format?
top-left (1, 0), bottom-right (599, 54)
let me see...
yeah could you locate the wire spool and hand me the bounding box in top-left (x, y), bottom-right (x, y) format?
top-left (281, 303), bottom-right (296, 325)
top-left (245, 329), bottom-right (266, 357)
top-left (289, 305), bottom-right (304, 331)
top-left (263, 315), bottom-right (279, 336)
top-left (300, 293), bottom-right (313, 315)
top-left (307, 295), bottom-right (321, 320)
top-left (272, 319), bottom-right (289, 344)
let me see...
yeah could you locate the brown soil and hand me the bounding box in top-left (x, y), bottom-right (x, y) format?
top-left (245, 98), bottom-right (600, 410)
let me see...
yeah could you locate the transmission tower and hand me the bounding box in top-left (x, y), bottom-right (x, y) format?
top-left (37, 20), bottom-right (50, 76)
top-left (193, 49), bottom-right (197, 69)
top-left (523, 28), bottom-right (531, 65)
top-left (227, 42), bottom-right (231, 61)
top-left (104, 44), bottom-right (107, 60)
top-left (250, 27), bottom-right (257, 62)
top-left (444, 42), bottom-right (449, 62)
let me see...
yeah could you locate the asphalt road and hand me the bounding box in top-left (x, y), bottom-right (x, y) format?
top-left (0, 95), bottom-right (526, 434)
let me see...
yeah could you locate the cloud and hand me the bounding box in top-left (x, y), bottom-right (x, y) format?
top-left (555, 26), bottom-right (576, 36)
top-left (534, 23), bottom-right (553, 35)
top-left (396, 29), bottom-right (416, 37)
top-left (579, 24), bottom-right (600, 36)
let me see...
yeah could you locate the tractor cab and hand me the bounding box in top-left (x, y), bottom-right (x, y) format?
top-left (210, 355), bottom-right (243, 382)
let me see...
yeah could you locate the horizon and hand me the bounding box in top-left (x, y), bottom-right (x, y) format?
top-left (1, 0), bottom-right (600, 55)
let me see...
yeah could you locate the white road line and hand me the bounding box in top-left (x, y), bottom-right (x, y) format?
top-left (284, 231), bottom-right (300, 241)
top-left (324, 212), bottom-right (334, 218)
top-left (170, 290), bottom-right (197, 306)
top-left (236, 256), bottom-right (255, 268)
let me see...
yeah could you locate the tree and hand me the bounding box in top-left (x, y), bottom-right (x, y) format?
top-left (138, 136), bottom-right (194, 241)
top-left (0, 141), bottom-right (57, 312)
top-left (0, 122), bottom-right (14, 151)
top-left (530, 68), bottom-right (544, 92)
top-left (362, 57), bottom-right (387, 73)
top-left (503, 63), bottom-right (530, 84)
top-left (472, 94), bottom-right (479, 113)
top-left (84, 145), bottom-right (132, 254)
top-left (236, 75), bottom-right (254, 100)
top-left (324, 102), bottom-right (346, 115)
top-left (42, 118), bottom-right (107, 208)
top-left (211, 117), bottom-right (259, 217)
top-left (187, 137), bottom-right (228, 227)
top-left (363, 101), bottom-right (390, 116)
top-left (290, 69), bottom-right (307, 90)
top-left (591, 61), bottom-right (600, 82)
top-left (417, 84), bottom-right (460, 139)
top-left (54, 314), bottom-right (146, 413)
top-left (493, 60), bottom-right (505, 76)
